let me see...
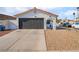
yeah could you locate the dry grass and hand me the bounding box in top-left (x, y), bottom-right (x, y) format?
top-left (0, 30), bottom-right (13, 37)
top-left (45, 30), bottom-right (79, 51)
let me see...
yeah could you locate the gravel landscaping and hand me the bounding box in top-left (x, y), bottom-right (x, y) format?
top-left (45, 30), bottom-right (79, 51)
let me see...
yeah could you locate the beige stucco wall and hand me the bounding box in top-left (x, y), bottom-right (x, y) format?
top-left (0, 19), bottom-right (17, 30)
top-left (0, 20), bottom-right (9, 29)
top-left (9, 18), bottom-right (18, 29)
top-left (0, 20), bottom-right (9, 26)
top-left (0, 20), bottom-right (7, 25)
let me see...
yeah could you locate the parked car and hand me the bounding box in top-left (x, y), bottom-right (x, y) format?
top-left (72, 22), bottom-right (79, 28)
top-left (0, 25), bottom-right (5, 31)
top-left (63, 22), bottom-right (71, 27)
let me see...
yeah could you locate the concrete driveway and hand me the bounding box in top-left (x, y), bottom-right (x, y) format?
top-left (0, 29), bottom-right (47, 52)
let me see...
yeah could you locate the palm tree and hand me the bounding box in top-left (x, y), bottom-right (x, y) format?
top-left (73, 12), bottom-right (76, 20)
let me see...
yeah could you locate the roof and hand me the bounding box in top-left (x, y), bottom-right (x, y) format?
top-left (0, 14), bottom-right (16, 20)
top-left (68, 20), bottom-right (79, 22)
top-left (67, 19), bottom-right (78, 21)
top-left (15, 7), bottom-right (58, 17)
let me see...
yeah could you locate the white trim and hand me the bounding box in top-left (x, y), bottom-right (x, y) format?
top-left (44, 19), bottom-right (46, 30)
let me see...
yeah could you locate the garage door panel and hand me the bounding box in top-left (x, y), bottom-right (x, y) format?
top-left (19, 18), bottom-right (44, 29)
top-left (22, 20), bottom-right (33, 29)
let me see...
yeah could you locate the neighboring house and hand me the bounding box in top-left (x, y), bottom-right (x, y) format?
top-left (0, 14), bottom-right (16, 30)
top-left (63, 20), bottom-right (76, 24)
top-left (67, 20), bottom-right (75, 24)
top-left (15, 7), bottom-right (58, 29)
top-left (60, 19), bottom-right (74, 24)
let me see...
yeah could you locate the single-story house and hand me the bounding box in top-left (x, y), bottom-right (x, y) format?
top-left (14, 7), bottom-right (58, 29)
top-left (0, 7), bottom-right (58, 30)
top-left (0, 14), bottom-right (16, 30)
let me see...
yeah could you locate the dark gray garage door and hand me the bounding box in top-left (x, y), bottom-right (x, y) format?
top-left (19, 18), bottom-right (44, 29)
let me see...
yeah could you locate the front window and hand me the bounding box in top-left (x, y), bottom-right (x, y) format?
top-left (47, 20), bottom-right (51, 24)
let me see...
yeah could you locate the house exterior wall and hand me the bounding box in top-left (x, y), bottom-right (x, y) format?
top-left (68, 21), bottom-right (74, 24)
top-left (9, 18), bottom-right (18, 29)
top-left (0, 20), bottom-right (5, 25)
top-left (0, 19), bottom-right (17, 30)
top-left (0, 20), bottom-right (9, 29)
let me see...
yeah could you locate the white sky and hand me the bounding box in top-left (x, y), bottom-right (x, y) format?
top-left (0, 0), bottom-right (79, 7)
